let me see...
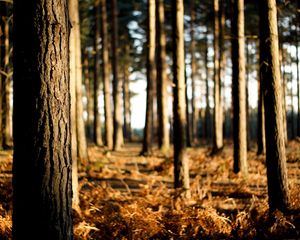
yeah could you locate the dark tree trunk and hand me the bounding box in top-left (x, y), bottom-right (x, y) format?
top-left (13, 0), bottom-right (73, 238)
top-left (259, 0), bottom-right (290, 212)
top-left (172, 0), bottom-right (190, 198)
top-left (100, 0), bottom-right (113, 149)
top-left (111, 0), bottom-right (123, 151)
top-left (93, 0), bottom-right (103, 146)
top-left (231, 0), bottom-right (248, 177)
top-left (156, 0), bottom-right (169, 153)
top-left (141, 0), bottom-right (155, 156)
top-left (204, 33), bottom-right (211, 143)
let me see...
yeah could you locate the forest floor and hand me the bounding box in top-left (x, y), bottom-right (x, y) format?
top-left (0, 141), bottom-right (300, 239)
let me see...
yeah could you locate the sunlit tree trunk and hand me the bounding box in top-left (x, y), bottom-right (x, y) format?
top-left (0, 3), bottom-right (12, 149)
top-left (212, 0), bottom-right (223, 153)
top-left (172, 0), bottom-right (190, 198)
top-left (259, 0), bottom-right (290, 212)
top-left (100, 0), bottom-right (113, 149)
top-left (141, 0), bottom-right (155, 155)
top-left (93, 0), bottom-right (103, 146)
top-left (111, 0), bottom-right (123, 151)
top-left (231, 0), bottom-right (248, 177)
top-left (156, 0), bottom-right (169, 154)
top-left (13, 0), bottom-right (73, 238)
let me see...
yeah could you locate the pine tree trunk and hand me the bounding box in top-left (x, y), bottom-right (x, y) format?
top-left (232, 0), bottom-right (248, 177)
top-left (1, 3), bottom-right (12, 149)
top-left (257, 41), bottom-right (266, 155)
top-left (13, 0), bottom-right (73, 238)
top-left (141, 0), bottom-right (155, 156)
top-left (111, 0), bottom-right (123, 151)
top-left (100, 0), bottom-right (113, 149)
top-left (93, 0), bottom-right (103, 146)
top-left (156, 0), bottom-right (169, 154)
top-left (212, 0), bottom-right (223, 153)
top-left (190, 0), bottom-right (197, 143)
top-left (172, 0), bottom-right (190, 198)
top-left (259, 0), bottom-right (290, 212)
top-left (204, 33), bottom-right (211, 143)
top-left (185, 67), bottom-right (192, 148)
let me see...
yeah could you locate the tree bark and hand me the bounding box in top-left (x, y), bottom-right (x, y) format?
top-left (259, 0), bottom-right (290, 212)
top-left (93, 0), bottom-right (103, 146)
top-left (100, 0), bottom-right (113, 149)
top-left (156, 0), bottom-right (169, 154)
top-left (204, 33), bottom-right (211, 143)
top-left (232, 0), bottom-right (248, 177)
top-left (141, 0), bottom-right (155, 156)
top-left (172, 0), bottom-right (190, 198)
top-left (13, 0), bottom-right (73, 238)
top-left (111, 0), bottom-right (123, 151)
top-left (212, 0), bottom-right (223, 153)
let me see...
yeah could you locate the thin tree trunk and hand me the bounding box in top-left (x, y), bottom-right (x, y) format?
top-left (232, 0), bottom-right (248, 177)
top-left (141, 0), bottom-right (155, 156)
top-left (156, 0), bottom-right (169, 153)
top-left (204, 33), bottom-right (211, 143)
top-left (246, 39), bottom-right (250, 149)
top-left (111, 0), bottom-right (123, 151)
top-left (257, 41), bottom-right (266, 155)
top-left (1, 3), bottom-right (12, 149)
top-left (185, 66), bottom-right (192, 147)
top-left (83, 50), bottom-right (93, 139)
top-left (100, 0), bottom-right (113, 149)
top-left (13, 0), bottom-right (73, 238)
top-left (259, 0), bottom-right (290, 212)
top-left (190, 0), bottom-right (197, 143)
top-left (212, 0), bottom-right (223, 153)
top-left (123, 43), bottom-right (132, 141)
top-left (172, 0), bottom-right (190, 199)
top-left (93, 0), bottom-right (103, 146)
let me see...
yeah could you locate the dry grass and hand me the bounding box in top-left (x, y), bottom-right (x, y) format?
top-left (1, 142), bottom-right (300, 239)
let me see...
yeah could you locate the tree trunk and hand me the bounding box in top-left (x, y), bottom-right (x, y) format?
top-left (257, 41), bottom-right (266, 155)
top-left (185, 66), bottom-right (192, 148)
top-left (93, 0), bottom-right (103, 146)
top-left (232, 0), bottom-right (248, 177)
top-left (100, 0), bottom-right (113, 149)
top-left (172, 0), bottom-right (190, 198)
top-left (212, 0), bottom-right (223, 153)
top-left (259, 0), bottom-right (290, 212)
top-left (13, 0), bottom-right (73, 238)
top-left (190, 0), bottom-right (197, 143)
top-left (83, 50), bottom-right (94, 139)
top-left (1, 3), bottom-right (12, 149)
top-left (204, 33), bottom-right (211, 143)
top-left (111, 0), bottom-right (123, 151)
top-left (123, 43), bottom-right (132, 141)
top-left (156, 0), bottom-right (169, 154)
top-left (141, 0), bottom-right (155, 156)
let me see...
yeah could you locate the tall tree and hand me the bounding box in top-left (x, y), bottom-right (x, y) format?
top-left (100, 0), bottom-right (113, 149)
top-left (297, 0), bottom-right (300, 137)
top-left (112, 0), bottom-right (123, 151)
top-left (204, 32), bottom-right (211, 142)
top-left (172, 0), bottom-right (190, 198)
top-left (212, 0), bottom-right (223, 153)
top-left (13, 0), bottom-right (73, 238)
top-left (93, 0), bottom-right (103, 146)
top-left (259, 0), bottom-right (290, 212)
top-left (141, 0), bottom-right (156, 156)
top-left (156, 0), bottom-right (169, 154)
top-left (232, 0), bottom-right (248, 177)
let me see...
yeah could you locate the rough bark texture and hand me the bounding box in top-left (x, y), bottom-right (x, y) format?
top-left (93, 0), bottom-right (103, 146)
top-left (212, 0), bottom-right (223, 153)
top-left (13, 0), bottom-right (73, 238)
top-left (156, 0), bottom-right (169, 154)
top-left (172, 0), bottom-right (190, 198)
top-left (100, 0), bottom-right (113, 149)
top-left (112, 0), bottom-right (123, 151)
top-left (259, 0), bottom-right (290, 212)
top-left (141, 0), bottom-right (155, 156)
top-left (232, 0), bottom-right (248, 177)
